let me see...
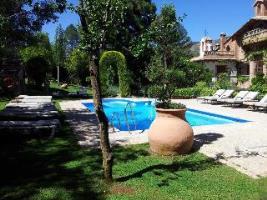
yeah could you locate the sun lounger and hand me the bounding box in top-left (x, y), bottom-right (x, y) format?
top-left (197, 89), bottom-right (225, 101)
top-left (0, 110), bottom-right (59, 120)
top-left (11, 99), bottom-right (52, 103)
top-left (0, 119), bottom-right (61, 138)
top-left (217, 91), bottom-right (249, 103)
top-left (0, 96), bottom-right (61, 137)
top-left (205, 90), bottom-right (235, 103)
top-left (243, 94), bottom-right (267, 110)
top-left (223, 91), bottom-right (259, 106)
top-left (5, 102), bottom-right (52, 109)
top-left (16, 95), bottom-right (52, 100)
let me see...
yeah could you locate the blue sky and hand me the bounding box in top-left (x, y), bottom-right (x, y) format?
top-left (43, 0), bottom-right (254, 42)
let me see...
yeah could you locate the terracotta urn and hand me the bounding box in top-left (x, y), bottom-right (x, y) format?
top-left (148, 108), bottom-right (194, 155)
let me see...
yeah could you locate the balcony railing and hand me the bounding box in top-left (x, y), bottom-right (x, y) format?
top-left (242, 28), bottom-right (267, 45)
top-left (203, 51), bottom-right (236, 59)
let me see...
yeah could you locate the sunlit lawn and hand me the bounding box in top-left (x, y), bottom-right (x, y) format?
top-left (49, 81), bottom-right (92, 96)
top-left (0, 119), bottom-right (266, 200)
top-left (0, 97), bottom-right (10, 111)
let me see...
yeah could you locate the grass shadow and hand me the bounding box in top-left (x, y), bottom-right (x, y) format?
top-left (0, 122), bottom-right (105, 200)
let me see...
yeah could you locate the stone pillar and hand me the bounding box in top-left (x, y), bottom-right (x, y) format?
top-left (263, 64), bottom-right (267, 76)
top-left (249, 61), bottom-right (257, 80)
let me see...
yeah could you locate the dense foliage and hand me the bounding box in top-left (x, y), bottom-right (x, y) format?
top-left (250, 73), bottom-right (267, 94)
top-left (174, 82), bottom-right (216, 98)
top-left (99, 51), bottom-right (130, 97)
top-left (0, 0), bottom-right (66, 48)
top-left (65, 48), bottom-right (89, 86)
top-left (214, 73), bottom-right (233, 89)
top-left (26, 57), bottom-right (49, 88)
top-left (20, 33), bottom-right (53, 66)
top-left (51, 24), bottom-right (82, 83)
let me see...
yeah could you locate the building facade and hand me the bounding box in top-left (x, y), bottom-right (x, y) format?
top-left (192, 0), bottom-right (267, 86)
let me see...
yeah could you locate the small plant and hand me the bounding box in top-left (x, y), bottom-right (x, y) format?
top-left (215, 73), bottom-right (233, 89)
top-left (237, 76), bottom-right (249, 84)
top-left (156, 102), bottom-right (186, 109)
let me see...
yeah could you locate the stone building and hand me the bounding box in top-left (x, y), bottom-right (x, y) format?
top-left (192, 0), bottom-right (267, 85)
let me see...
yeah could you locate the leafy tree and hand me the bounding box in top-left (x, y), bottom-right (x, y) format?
top-left (20, 32), bottom-right (54, 88)
top-left (173, 57), bottom-right (212, 87)
top-left (26, 57), bottom-right (49, 88)
top-left (0, 0), bottom-right (66, 48)
top-left (78, 0), bottom-right (126, 181)
top-left (115, 0), bottom-right (156, 93)
top-left (20, 33), bottom-right (54, 66)
top-left (65, 48), bottom-right (89, 85)
top-left (146, 5), bottom-right (191, 107)
top-left (65, 24), bottom-right (80, 55)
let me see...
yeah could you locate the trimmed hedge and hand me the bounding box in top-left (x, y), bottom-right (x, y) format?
top-left (173, 87), bottom-right (216, 99)
top-left (99, 51), bottom-right (130, 97)
top-left (173, 82), bottom-right (216, 99)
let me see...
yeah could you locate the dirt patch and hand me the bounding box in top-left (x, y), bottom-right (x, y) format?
top-left (111, 184), bottom-right (135, 195)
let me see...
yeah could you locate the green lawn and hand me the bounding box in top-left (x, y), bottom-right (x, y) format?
top-left (0, 97), bottom-right (10, 111)
top-left (49, 81), bottom-right (92, 96)
top-left (0, 120), bottom-right (266, 200)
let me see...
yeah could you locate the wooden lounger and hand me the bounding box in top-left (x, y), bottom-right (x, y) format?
top-left (0, 119), bottom-right (61, 138)
top-left (0, 110), bottom-right (59, 120)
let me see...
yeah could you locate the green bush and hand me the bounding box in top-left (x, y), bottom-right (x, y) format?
top-left (215, 73), bottom-right (233, 89)
top-left (99, 51), bottom-right (130, 97)
top-left (237, 76), bottom-right (249, 84)
top-left (173, 82), bottom-right (216, 98)
top-left (250, 73), bottom-right (267, 94)
top-left (173, 87), bottom-right (200, 98)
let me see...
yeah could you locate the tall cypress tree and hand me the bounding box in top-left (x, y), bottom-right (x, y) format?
top-left (53, 24), bottom-right (67, 81)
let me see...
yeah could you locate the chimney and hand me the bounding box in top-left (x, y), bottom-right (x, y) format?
top-left (254, 0), bottom-right (267, 17)
top-left (220, 33), bottom-right (226, 51)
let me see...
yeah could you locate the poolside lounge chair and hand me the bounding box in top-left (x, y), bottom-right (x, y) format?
top-left (217, 91), bottom-right (249, 104)
top-left (0, 96), bottom-right (61, 137)
top-left (0, 119), bottom-right (61, 138)
top-left (243, 94), bottom-right (267, 111)
top-left (0, 109), bottom-right (59, 120)
top-left (5, 102), bottom-right (52, 109)
top-left (223, 91), bottom-right (259, 107)
top-left (197, 89), bottom-right (225, 101)
top-left (205, 89), bottom-right (235, 104)
top-left (11, 98), bottom-right (52, 103)
top-left (16, 95), bottom-right (52, 100)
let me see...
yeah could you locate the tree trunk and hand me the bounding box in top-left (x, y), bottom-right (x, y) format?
top-left (90, 56), bottom-right (113, 182)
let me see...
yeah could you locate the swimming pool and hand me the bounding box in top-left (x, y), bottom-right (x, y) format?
top-left (83, 99), bottom-right (249, 131)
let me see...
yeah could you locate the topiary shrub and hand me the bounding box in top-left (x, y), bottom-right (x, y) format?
top-left (99, 51), bottom-right (130, 97)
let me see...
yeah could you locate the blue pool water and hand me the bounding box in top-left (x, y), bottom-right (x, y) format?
top-left (83, 99), bottom-right (249, 131)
